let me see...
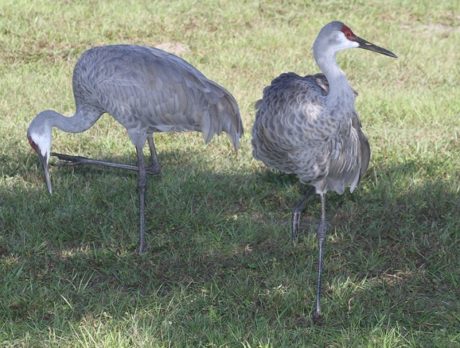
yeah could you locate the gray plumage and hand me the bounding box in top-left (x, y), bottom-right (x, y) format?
top-left (251, 21), bottom-right (396, 323)
top-left (27, 44), bottom-right (243, 253)
top-left (253, 72), bottom-right (369, 195)
top-left (72, 45), bottom-right (242, 148)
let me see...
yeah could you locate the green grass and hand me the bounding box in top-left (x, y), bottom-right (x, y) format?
top-left (1, 0), bottom-right (459, 346)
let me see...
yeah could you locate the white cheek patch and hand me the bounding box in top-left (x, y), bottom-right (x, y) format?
top-left (29, 132), bottom-right (50, 158)
top-left (337, 32), bottom-right (359, 49)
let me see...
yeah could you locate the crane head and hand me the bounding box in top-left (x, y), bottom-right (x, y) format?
top-left (340, 24), bottom-right (397, 58)
top-left (313, 21), bottom-right (397, 59)
top-left (27, 114), bottom-right (52, 194)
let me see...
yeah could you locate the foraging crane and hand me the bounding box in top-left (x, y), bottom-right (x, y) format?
top-left (27, 44), bottom-right (243, 253)
top-left (251, 21), bottom-right (396, 322)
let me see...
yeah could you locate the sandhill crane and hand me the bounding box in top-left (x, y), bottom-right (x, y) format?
top-left (252, 21), bottom-right (396, 322)
top-left (27, 44), bottom-right (243, 253)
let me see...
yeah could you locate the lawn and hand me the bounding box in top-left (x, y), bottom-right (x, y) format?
top-left (1, 0), bottom-right (459, 346)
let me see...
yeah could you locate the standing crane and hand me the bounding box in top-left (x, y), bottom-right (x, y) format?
top-left (27, 44), bottom-right (243, 253)
top-left (251, 21), bottom-right (396, 322)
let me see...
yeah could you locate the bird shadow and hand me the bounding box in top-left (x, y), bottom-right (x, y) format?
top-left (1, 152), bottom-right (458, 338)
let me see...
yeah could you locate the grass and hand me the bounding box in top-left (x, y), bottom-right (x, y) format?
top-left (1, 0), bottom-right (459, 346)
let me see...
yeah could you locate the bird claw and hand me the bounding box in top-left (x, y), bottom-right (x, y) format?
top-left (136, 243), bottom-right (147, 255)
top-left (149, 165), bottom-right (161, 176)
top-left (51, 152), bottom-right (85, 162)
top-left (50, 152), bottom-right (161, 176)
top-left (290, 189), bottom-right (312, 243)
top-left (54, 160), bottom-right (77, 168)
top-left (51, 152), bottom-right (89, 167)
top-left (311, 310), bottom-right (323, 325)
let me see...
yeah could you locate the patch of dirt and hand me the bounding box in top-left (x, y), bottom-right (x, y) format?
top-left (154, 42), bottom-right (191, 55)
top-left (401, 22), bottom-right (460, 35)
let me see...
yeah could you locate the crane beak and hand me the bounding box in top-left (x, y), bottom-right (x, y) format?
top-left (38, 152), bottom-right (52, 194)
top-left (354, 36), bottom-right (397, 58)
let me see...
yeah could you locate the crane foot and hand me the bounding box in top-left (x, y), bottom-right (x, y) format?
top-left (312, 310), bottom-right (323, 325)
top-left (51, 152), bottom-right (161, 176)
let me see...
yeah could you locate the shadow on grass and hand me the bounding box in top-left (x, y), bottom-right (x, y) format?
top-left (0, 150), bottom-right (458, 344)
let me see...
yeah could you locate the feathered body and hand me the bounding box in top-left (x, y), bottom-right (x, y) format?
top-left (71, 44), bottom-right (243, 148)
top-left (252, 72), bottom-right (369, 194)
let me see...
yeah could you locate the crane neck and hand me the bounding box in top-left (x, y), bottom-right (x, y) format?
top-left (315, 52), bottom-right (355, 114)
top-left (37, 108), bottom-right (102, 134)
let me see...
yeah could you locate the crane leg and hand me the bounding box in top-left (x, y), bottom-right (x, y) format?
top-left (51, 152), bottom-right (160, 176)
top-left (136, 145), bottom-right (147, 254)
top-left (147, 134), bottom-right (161, 175)
top-left (312, 193), bottom-right (327, 324)
top-left (291, 186), bottom-right (315, 242)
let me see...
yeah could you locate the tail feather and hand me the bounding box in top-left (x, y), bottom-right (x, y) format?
top-left (202, 81), bottom-right (243, 150)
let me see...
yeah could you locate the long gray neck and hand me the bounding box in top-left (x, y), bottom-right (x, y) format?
top-left (39, 109), bottom-right (101, 133)
top-left (315, 52), bottom-right (355, 116)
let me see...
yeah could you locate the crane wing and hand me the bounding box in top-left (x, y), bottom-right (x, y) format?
top-left (312, 74), bottom-right (370, 193)
top-left (75, 45), bottom-right (243, 149)
top-left (252, 72), bottom-right (333, 178)
top-left (252, 72), bottom-right (369, 193)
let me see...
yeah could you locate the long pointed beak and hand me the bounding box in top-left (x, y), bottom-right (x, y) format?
top-left (38, 153), bottom-right (52, 194)
top-left (355, 36), bottom-right (397, 58)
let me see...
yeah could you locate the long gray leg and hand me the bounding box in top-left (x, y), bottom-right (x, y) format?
top-left (147, 134), bottom-right (161, 175)
top-left (312, 193), bottom-right (327, 323)
top-left (136, 145), bottom-right (147, 254)
top-left (52, 152), bottom-right (160, 176)
top-left (291, 186), bottom-right (315, 242)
